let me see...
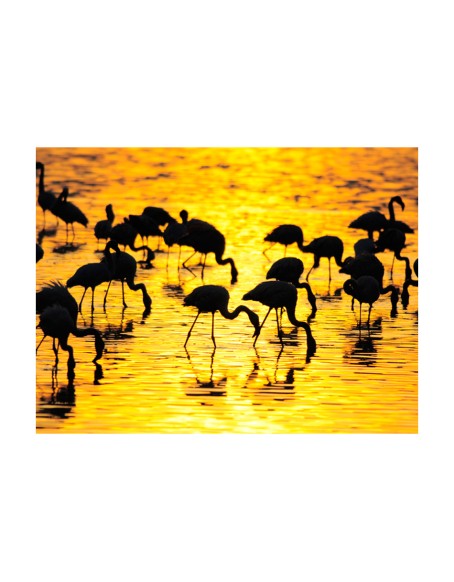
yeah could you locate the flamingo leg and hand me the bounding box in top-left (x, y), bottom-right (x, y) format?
top-left (211, 312), bottom-right (216, 348)
top-left (121, 280), bottom-right (128, 308)
top-left (71, 223), bottom-right (75, 244)
top-left (103, 279), bottom-right (112, 308)
top-left (202, 254), bottom-right (207, 280)
top-left (253, 307), bottom-right (273, 347)
top-left (284, 245), bottom-right (287, 257)
top-left (359, 303), bottom-right (362, 329)
top-left (91, 288), bottom-right (95, 312)
top-left (78, 288), bottom-right (88, 312)
top-left (367, 304), bottom-right (372, 327)
top-left (328, 257), bottom-right (332, 282)
top-left (184, 311), bottom-right (200, 347)
top-left (262, 243), bottom-right (275, 260)
top-left (182, 250), bottom-right (197, 269)
top-left (275, 308), bottom-right (283, 345)
top-left (36, 334), bottom-right (47, 353)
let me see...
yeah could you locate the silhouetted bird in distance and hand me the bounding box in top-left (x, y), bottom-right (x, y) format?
top-left (263, 225), bottom-right (305, 257)
top-left (141, 206), bottom-right (176, 250)
top-left (178, 217), bottom-right (238, 284)
top-left (52, 186), bottom-right (88, 244)
top-left (36, 161), bottom-right (58, 230)
top-left (36, 281), bottom-right (79, 324)
top-left (343, 275), bottom-right (381, 328)
top-left (348, 195), bottom-right (414, 240)
top-left (101, 241), bottom-right (152, 311)
top-left (67, 261), bottom-right (112, 312)
top-left (301, 235), bottom-right (344, 282)
top-left (266, 257), bottom-right (317, 317)
top-left (183, 285), bottom-right (260, 348)
top-left (243, 280), bottom-right (317, 355)
top-left (375, 227), bottom-right (412, 280)
top-left (94, 204), bottom-right (115, 249)
top-left (127, 214), bottom-right (163, 249)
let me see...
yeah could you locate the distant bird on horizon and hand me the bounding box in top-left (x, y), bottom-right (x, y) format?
top-left (343, 275), bottom-right (381, 328)
top-left (183, 285), bottom-right (260, 348)
top-left (263, 224), bottom-right (304, 257)
top-left (51, 187), bottom-right (88, 244)
top-left (36, 304), bottom-right (104, 369)
top-left (243, 280), bottom-right (317, 354)
top-left (94, 204), bottom-right (115, 249)
top-left (266, 257), bottom-right (317, 317)
top-left (301, 235), bottom-right (344, 283)
top-left (36, 161), bottom-right (58, 230)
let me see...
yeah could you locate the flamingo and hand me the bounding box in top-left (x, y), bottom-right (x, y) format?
top-left (375, 227), bottom-right (412, 280)
top-left (36, 304), bottom-right (104, 368)
top-left (401, 258), bottom-right (418, 308)
top-left (178, 223), bottom-right (238, 284)
top-left (348, 195), bottom-right (414, 240)
top-left (101, 241), bottom-right (152, 311)
top-left (51, 187), bottom-right (88, 244)
top-left (67, 262), bottom-right (112, 312)
top-left (36, 161), bottom-right (58, 230)
top-left (242, 281), bottom-right (317, 354)
top-left (266, 257), bottom-right (317, 316)
top-left (163, 210), bottom-right (189, 268)
top-left (36, 281), bottom-right (79, 324)
top-left (183, 285), bottom-right (260, 348)
top-left (142, 206), bottom-right (176, 227)
top-left (339, 254), bottom-right (399, 315)
top-left (353, 238), bottom-right (377, 256)
top-left (94, 204), bottom-right (115, 248)
top-left (263, 225), bottom-right (304, 257)
top-left (343, 276), bottom-right (381, 327)
top-left (127, 214), bottom-right (163, 248)
top-left (301, 235), bottom-right (344, 282)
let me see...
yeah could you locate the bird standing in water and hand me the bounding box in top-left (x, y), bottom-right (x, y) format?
top-left (401, 258), bottom-right (418, 308)
top-left (67, 262), bottom-right (112, 313)
top-left (183, 285), bottom-right (260, 348)
top-left (301, 235), bottom-right (344, 283)
top-left (242, 280), bottom-right (317, 355)
top-left (101, 241), bottom-right (152, 311)
top-left (343, 275), bottom-right (380, 328)
top-left (178, 221), bottom-right (238, 284)
top-left (266, 257), bottom-right (317, 317)
top-left (52, 187), bottom-right (88, 244)
top-left (348, 195), bottom-right (414, 240)
top-left (36, 161), bottom-right (57, 230)
top-left (263, 224), bottom-right (304, 257)
top-left (94, 204), bottom-right (115, 249)
top-left (36, 304), bottom-right (104, 368)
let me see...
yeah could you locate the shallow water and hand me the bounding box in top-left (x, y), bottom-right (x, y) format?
top-left (35, 147), bottom-right (418, 433)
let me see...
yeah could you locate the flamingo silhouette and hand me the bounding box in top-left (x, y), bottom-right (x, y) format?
top-left (142, 206), bottom-right (176, 227)
top-left (263, 225), bottom-right (304, 257)
top-left (101, 241), bottom-right (152, 311)
top-left (52, 187), bottom-right (88, 244)
top-left (183, 285), bottom-right (260, 348)
top-left (339, 253), bottom-right (399, 315)
top-left (127, 214), bottom-right (163, 248)
top-left (36, 304), bottom-right (104, 368)
top-left (67, 262), bottom-right (112, 312)
top-left (94, 204), bottom-right (115, 249)
top-left (401, 258), bottom-right (418, 308)
top-left (301, 235), bottom-right (344, 282)
top-left (242, 280), bottom-right (317, 354)
top-left (36, 161), bottom-right (57, 230)
top-left (348, 195), bottom-right (413, 240)
top-left (163, 210), bottom-right (189, 268)
top-left (36, 281), bottom-right (79, 324)
top-left (375, 227), bottom-right (412, 280)
top-left (178, 222), bottom-right (238, 284)
top-left (266, 257), bottom-right (317, 316)
top-left (343, 276), bottom-right (381, 327)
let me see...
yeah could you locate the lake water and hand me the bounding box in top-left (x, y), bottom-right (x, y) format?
top-left (35, 147), bottom-right (418, 433)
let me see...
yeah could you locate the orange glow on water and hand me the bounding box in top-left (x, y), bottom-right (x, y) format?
top-left (36, 147), bottom-right (418, 433)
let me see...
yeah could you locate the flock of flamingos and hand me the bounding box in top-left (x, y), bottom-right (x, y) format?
top-left (35, 160), bottom-right (418, 376)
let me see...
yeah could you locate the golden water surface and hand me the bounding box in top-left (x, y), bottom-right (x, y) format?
top-left (36, 148), bottom-right (418, 433)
